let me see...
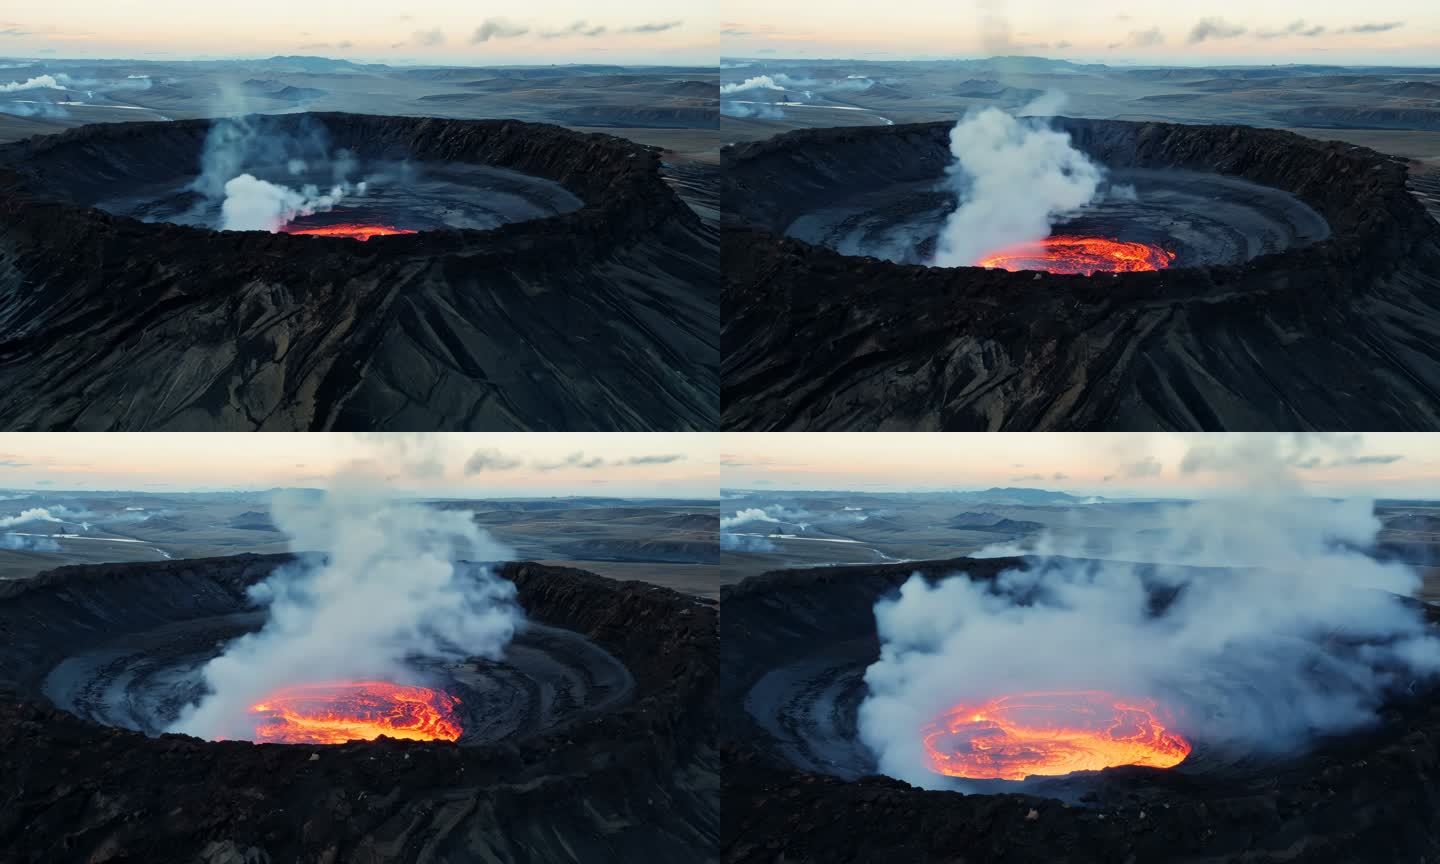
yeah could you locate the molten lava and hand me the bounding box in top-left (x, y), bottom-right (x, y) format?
top-left (249, 681), bottom-right (462, 744)
top-left (282, 223), bottom-right (419, 241)
top-left (922, 690), bottom-right (1191, 781)
top-left (976, 235), bottom-right (1175, 275)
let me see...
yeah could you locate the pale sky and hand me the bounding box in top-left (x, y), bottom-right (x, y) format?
top-left (0, 433), bottom-right (719, 498)
top-left (0, 1), bottom-right (718, 65)
top-left (721, 0), bottom-right (1440, 65)
top-left (721, 433), bottom-right (1440, 499)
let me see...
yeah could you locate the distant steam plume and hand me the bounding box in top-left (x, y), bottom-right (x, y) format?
top-left (0, 507), bottom-right (65, 528)
top-left (0, 74), bottom-right (66, 92)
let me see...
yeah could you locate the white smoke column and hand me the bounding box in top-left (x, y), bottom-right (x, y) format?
top-left (930, 94), bottom-right (1104, 267)
top-left (0, 507), bottom-right (65, 528)
top-left (720, 506), bottom-right (811, 531)
top-left (0, 75), bottom-right (68, 93)
top-left (169, 476), bottom-right (522, 741)
top-left (858, 444), bottom-right (1440, 790)
top-left (220, 174), bottom-right (354, 232)
top-left (720, 75), bottom-right (789, 95)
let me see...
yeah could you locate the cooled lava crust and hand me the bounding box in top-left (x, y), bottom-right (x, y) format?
top-left (0, 554), bottom-right (718, 863)
top-left (722, 118), bottom-right (1440, 430)
top-left (721, 557), bottom-right (1440, 864)
top-left (0, 113), bottom-right (718, 431)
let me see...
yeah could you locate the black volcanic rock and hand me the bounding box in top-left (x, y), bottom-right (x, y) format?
top-left (0, 554), bottom-right (718, 863)
top-left (721, 558), bottom-right (1440, 864)
top-left (0, 113), bottom-right (718, 430)
top-left (721, 118), bottom-right (1440, 430)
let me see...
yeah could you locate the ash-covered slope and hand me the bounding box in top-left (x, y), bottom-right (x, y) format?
top-left (723, 119), bottom-right (1440, 431)
top-left (0, 113), bottom-right (718, 430)
top-left (722, 558), bottom-right (1440, 864)
top-left (0, 554), bottom-right (718, 863)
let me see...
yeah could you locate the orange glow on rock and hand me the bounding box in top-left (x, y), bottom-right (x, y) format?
top-left (282, 223), bottom-right (419, 241)
top-left (249, 680), bottom-right (462, 744)
top-left (976, 235), bottom-right (1176, 275)
top-left (923, 690), bottom-right (1191, 781)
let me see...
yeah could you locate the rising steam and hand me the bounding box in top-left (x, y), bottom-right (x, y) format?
top-left (188, 87), bottom-right (379, 233)
top-left (859, 442), bottom-right (1440, 789)
top-left (0, 74), bottom-right (67, 93)
top-left (0, 507), bottom-right (65, 528)
top-left (220, 174), bottom-right (365, 232)
top-left (168, 476), bottom-right (522, 741)
top-left (930, 94), bottom-right (1104, 267)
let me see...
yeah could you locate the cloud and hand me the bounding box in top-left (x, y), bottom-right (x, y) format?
top-left (1259, 20), bottom-right (1326, 39)
top-left (1188, 17), bottom-right (1246, 44)
top-left (0, 28), bottom-right (32, 37)
top-left (1052, 472), bottom-right (1069, 481)
top-left (297, 40), bottom-right (353, 50)
top-left (536, 451), bottom-right (605, 471)
top-left (1338, 454), bottom-right (1405, 465)
top-left (463, 449), bottom-right (523, 474)
top-left (1111, 26), bottom-right (1165, 48)
top-left (1120, 456), bottom-right (1164, 478)
top-left (0, 457), bottom-right (28, 468)
top-left (625, 454), bottom-right (686, 465)
top-left (472, 18), bottom-right (529, 43)
top-left (1340, 21), bottom-right (1405, 34)
top-left (1179, 435), bottom-right (1404, 487)
top-left (623, 21), bottom-right (683, 34)
top-left (540, 20), bottom-right (607, 39)
top-left (413, 28), bottom-right (445, 47)
top-left (1011, 473), bottom-right (1046, 482)
top-left (721, 27), bottom-right (751, 37)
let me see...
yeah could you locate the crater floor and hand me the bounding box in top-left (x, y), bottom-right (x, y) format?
top-left (788, 168), bottom-right (1331, 268)
top-left (43, 614), bottom-right (632, 745)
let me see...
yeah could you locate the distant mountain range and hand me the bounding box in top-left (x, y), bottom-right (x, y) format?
top-left (951, 487), bottom-right (1093, 506)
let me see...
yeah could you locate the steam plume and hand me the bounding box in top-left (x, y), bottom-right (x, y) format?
top-left (168, 476), bottom-right (522, 741)
top-left (859, 442), bottom-right (1440, 790)
top-left (0, 507), bottom-right (65, 528)
top-left (220, 174), bottom-right (363, 232)
top-left (930, 94), bottom-right (1104, 267)
top-left (0, 74), bottom-right (67, 92)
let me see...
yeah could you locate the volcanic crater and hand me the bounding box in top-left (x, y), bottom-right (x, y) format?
top-left (722, 557), bottom-right (1440, 863)
top-left (722, 118), bottom-right (1440, 430)
top-left (0, 112), bottom-right (718, 431)
top-left (0, 554), bottom-right (718, 863)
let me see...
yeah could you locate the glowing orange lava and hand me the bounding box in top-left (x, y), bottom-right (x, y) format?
top-left (282, 223), bottom-right (419, 241)
top-left (248, 681), bottom-right (463, 744)
top-left (922, 690), bottom-right (1191, 781)
top-left (976, 235), bottom-right (1176, 275)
